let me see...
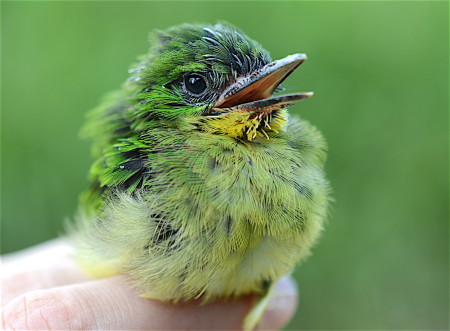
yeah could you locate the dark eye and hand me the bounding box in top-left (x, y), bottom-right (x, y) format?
top-left (184, 74), bottom-right (207, 95)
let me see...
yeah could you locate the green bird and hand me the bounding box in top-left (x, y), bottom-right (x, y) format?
top-left (74, 22), bottom-right (330, 330)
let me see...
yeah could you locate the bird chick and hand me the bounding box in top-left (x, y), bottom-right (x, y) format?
top-left (74, 22), bottom-right (330, 330)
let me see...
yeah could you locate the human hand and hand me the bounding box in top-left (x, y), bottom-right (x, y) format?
top-left (1, 238), bottom-right (298, 330)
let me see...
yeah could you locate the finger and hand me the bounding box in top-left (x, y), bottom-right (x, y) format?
top-left (2, 275), bottom-right (298, 330)
top-left (1, 238), bottom-right (89, 305)
top-left (2, 238), bottom-right (71, 266)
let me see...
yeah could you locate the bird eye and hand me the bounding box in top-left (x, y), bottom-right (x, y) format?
top-left (184, 74), bottom-right (207, 95)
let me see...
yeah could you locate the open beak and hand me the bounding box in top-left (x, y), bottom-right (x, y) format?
top-left (211, 53), bottom-right (312, 115)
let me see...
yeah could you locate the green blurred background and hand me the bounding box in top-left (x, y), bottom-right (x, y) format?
top-left (2, 1), bottom-right (448, 330)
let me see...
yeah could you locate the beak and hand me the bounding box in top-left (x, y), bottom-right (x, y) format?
top-left (211, 53), bottom-right (312, 114)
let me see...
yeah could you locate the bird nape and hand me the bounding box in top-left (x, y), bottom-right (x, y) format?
top-left (73, 22), bottom-right (330, 330)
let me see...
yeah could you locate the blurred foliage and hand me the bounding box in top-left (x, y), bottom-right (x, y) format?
top-left (2, 1), bottom-right (448, 330)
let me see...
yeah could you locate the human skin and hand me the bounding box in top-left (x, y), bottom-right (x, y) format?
top-left (1, 238), bottom-right (298, 330)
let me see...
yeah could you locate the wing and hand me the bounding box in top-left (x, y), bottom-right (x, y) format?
top-left (79, 91), bottom-right (153, 213)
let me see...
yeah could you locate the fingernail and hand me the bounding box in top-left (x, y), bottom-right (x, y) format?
top-left (258, 276), bottom-right (299, 330)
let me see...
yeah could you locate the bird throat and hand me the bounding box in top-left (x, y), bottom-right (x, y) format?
top-left (193, 108), bottom-right (288, 141)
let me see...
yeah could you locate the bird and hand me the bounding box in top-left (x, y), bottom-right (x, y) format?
top-left (73, 22), bottom-right (330, 330)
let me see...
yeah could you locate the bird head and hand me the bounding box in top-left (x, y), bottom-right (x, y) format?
top-left (126, 23), bottom-right (312, 141)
